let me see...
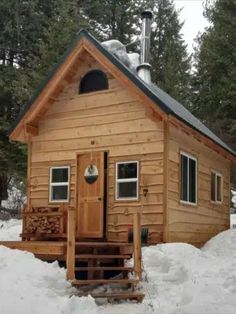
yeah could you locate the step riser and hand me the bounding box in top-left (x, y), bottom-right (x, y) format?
top-left (75, 267), bottom-right (133, 271)
top-left (75, 254), bottom-right (130, 259)
top-left (73, 279), bottom-right (139, 286)
top-left (77, 293), bottom-right (145, 302)
top-left (75, 242), bottom-right (132, 247)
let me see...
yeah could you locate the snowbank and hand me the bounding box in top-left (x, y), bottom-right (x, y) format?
top-left (0, 246), bottom-right (98, 314)
top-left (202, 229), bottom-right (236, 257)
top-left (139, 236), bottom-right (236, 314)
top-left (100, 230), bottom-right (236, 314)
top-left (0, 220), bottom-right (236, 314)
top-left (0, 219), bottom-right (22, 240)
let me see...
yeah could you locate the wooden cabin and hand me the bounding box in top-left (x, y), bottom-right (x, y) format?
top-left (2, 25), bottom-right (236, 300)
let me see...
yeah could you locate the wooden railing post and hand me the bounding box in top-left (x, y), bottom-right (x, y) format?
top-left (66, 206), bottom-right (75, 281)
top-left (133, 211), bottom-right (142, 280)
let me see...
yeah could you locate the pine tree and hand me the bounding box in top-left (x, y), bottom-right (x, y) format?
top-left (0, 0), bottom-right (192, 206)
top-left (27, 0), bottom-right (89, 85)
top-left (148, 0), bottom-right (191, 105)
top-left (192, 0), bottom-right (236, 147)
top-left (0, 0), bottom-right (40, 206)
top-left (0, 66), bottom-right (27, 206)
top-left (0, 0), bottom-right (87, 207)
top-left (82, 0), bottom-right (139, 45)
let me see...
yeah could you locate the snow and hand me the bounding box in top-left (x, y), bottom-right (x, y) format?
top-left (230, 190), bottom-right (236, 226)
top-left (0, 219), bottom-right (22, 240)
top-left (0, 246), bottom-right (98, 314)
top-left (230, 214), bottom-right (236, 229)
top-left (1, 183), bottom-right (26, 211)
top-left (0, 220), bottom-right (236, 314)
top-left (102, 40), bottom-right (140, 71)
top-left (127, 237), bottom-right (236, 314)
top-left (127, 52), bottom-right (140, 71)
top-left (202, 229), bottom-right (236, 257)
top-left (231, 190), bottom-right (236, 207)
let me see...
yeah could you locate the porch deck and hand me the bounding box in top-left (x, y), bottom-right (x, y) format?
top-left (0, 205), bottom-right (143, 302)
top-left (0, 241), bottom-right (67, 260)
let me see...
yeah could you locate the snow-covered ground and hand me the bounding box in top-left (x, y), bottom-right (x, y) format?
top-left (0, 221), bottom-right (236, 314)
top-left (0, 246), bottom-right (97, 314)
top-left (230, 214), bottom-right (236, 229)
top-left (0, 219), bottom-right (22, 240)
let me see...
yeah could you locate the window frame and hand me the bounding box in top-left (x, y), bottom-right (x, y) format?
top-left (49, 166), bottom-right (70, 203)
top-left (115, 161), bottom-right (139, 201)
top-left (211, 170), bottom-right (223, 204)
top-left (180, 151), bottom-right (198, 206)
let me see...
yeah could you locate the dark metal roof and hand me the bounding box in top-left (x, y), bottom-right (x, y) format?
top-left (147, 83), bottom-right (236, 156)
top-left (10, 29), bottom-right (235, 156)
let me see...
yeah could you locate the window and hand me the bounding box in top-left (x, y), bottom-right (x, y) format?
top-left (79, 70), bottom-right (108, 94)
top-left (211, 171), bottom-right (223, 203)
top-left (49, 167), bottom-right (70, 202)
top-left (116, 161), bottom-right (139, 200)
top-left (180, 152), bottom-right (197, 204)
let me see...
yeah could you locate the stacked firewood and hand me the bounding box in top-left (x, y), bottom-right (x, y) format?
top-left (32, 207), bottom-right (60, 213)
top-left (25, 215), bottom-right (61, 234)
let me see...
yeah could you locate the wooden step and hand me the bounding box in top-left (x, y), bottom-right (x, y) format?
top-left (75, 254), bottom-right (130, 259)
top-left (82, 291), bottom-right (145, 302)
top-left (75, 266), bottom-right (134, 271)
top-left (73, 278), bottom-right (139, 286)
top-left (75, 242), bottom-right (131, 247)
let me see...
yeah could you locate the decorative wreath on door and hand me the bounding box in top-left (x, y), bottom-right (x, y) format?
top-left (84, 164), bottom-right (98, 184)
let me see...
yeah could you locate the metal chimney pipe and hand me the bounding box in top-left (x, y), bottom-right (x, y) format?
top-left (137, 10), bottom-right (153, 84)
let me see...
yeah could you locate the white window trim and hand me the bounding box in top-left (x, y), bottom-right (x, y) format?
top-left (115, 161), bottom-right (139, 201)
top-left (49, 166), bottom-right (70, 203)
top-left (180, 151), bottom-right (198, 206)
top-left (211, 170), bottom-right (223, 204)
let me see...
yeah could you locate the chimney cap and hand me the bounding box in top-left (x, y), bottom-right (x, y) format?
top-left (141, 10), bottom-right (153, 20)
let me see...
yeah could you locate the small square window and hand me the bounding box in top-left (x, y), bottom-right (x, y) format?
top-left (211, 171), bottom-right (223, 203)
top-left (51, 168), bottom-right (68, 183)
top-left (116, 162), bottom-right (139, 200)
top-left (52, 186), bottom-right (68, 201)
top-left (49, 167), bottom-right (70, 202)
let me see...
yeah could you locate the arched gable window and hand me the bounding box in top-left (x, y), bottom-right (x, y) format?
top-left (79, 70), bottom-right (108, 94)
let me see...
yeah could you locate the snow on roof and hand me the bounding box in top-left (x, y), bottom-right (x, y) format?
top-left (102, 39), bottom-right (140, 72)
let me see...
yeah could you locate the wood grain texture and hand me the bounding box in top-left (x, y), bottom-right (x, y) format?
top-left (66, 206), bottom-right (75, 280)
top-left (18, 43), bottom-right (233, 249)
top-left (28, 55), bottom-right (164, 243)
top-left (77, 152), bottom-right (104, 238)
top-left (167, 123), bottom-right (231, 246)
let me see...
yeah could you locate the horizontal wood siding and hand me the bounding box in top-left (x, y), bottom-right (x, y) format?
top-left (167, 123), bottom-right (230, 247)
top-left (29, 57), bottom-right (164, 243)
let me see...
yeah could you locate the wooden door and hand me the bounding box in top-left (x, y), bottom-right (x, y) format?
top-left (77, 152), bottom-right (104, 238)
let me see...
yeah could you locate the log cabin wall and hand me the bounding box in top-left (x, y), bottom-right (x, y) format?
top-left (167, 123), bottom-right (231, 247)
top-left (28, 54), bottom-right (165, 243)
